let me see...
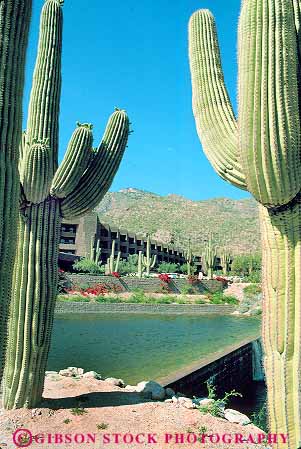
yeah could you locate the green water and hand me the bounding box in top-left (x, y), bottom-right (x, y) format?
top-left (48, 313), bottom-right (261, 384)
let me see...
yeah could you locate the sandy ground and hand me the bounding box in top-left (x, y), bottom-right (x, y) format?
top-left (0, 377), bottom-right (272, 449)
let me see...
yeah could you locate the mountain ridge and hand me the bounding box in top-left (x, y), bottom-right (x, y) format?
top-left (97, 189), bottom-right (260, 255)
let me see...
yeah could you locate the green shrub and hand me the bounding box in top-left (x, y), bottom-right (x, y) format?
top-left (73, 258), bottom-right (103, 275)
top-left (232, 254), bottom-right (261, 277)
top-left (129, 289), bottom-right (147, 303)
top-left (157, 262), bottom-right (179, 273)
top-left (197, 382), bottom-right (242, 417)
top-left (118, 254), bottom-right (139, 275)
top-left (251, 403), bottom-right (268, 433)
top-left (208, 292), bottom-right (239, 305)
top-left (244, 283), bottom-right (262, 296)
top-left (95, 296), bottom-right (122, 304)
top-left (180, 285), bottom-right (195, 295)
top-left (180, 263), bottom-right (196, 275)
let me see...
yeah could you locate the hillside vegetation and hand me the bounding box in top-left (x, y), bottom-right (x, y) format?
top-left (97, 189), bottom-right (260, 255)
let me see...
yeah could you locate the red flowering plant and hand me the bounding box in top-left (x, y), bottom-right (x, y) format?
top-left (67, 283), bottom-right (110, 297)
top-left (158, 273), bottom-right (171, 283)
top-left (112, 271), bottom-right (121, 278)
top-left (215, 276), bottom-right (229, 287)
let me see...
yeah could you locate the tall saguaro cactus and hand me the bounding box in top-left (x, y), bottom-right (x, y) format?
top-left (184, 239), bottom-right (193, 276)
top-left (0, 1), bottom-right (32, 382)
top-left (4, 0), bottom-right (129, 410)
top-left (189, 2), bottom-right (301, 447)
top-left (203, 235), bottom-right (216, 279)
top-left (142, 235), bottom-right (157, 276)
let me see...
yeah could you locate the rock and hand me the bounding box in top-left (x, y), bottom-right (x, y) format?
top-left (45, 371), bottom-right (58, 376)
top-left (165, 399), bottom-right (173, 403)
top-left (178, 397), bottom-right (196, 409)
top-left (136, 381), bottom-right (166, 400)
top-left (194, 398), bottom-right (215, 407)
top-left (171, 396), bottom-right (179, 404)
top-left (124, 385), bottom-right (137, 392)
top-left (59, 367), bottom-right (84, 377)
top-left (105, 377), bottom-right (125, 387)
top-left (31, 409), bottom-right (42, 418)
top-left (83, 371), bottom-right (101, 380)
top-left (165, 388), bottom-right (176, 398)
top-left (224, 409), bottom-right (251, 425)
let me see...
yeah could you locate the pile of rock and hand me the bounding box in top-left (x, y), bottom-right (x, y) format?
top-left (45, 369), bottom-right (251, 427)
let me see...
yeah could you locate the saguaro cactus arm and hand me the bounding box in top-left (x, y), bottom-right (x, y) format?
top-left (189, 10), bottom-right (246, 190)
top-left (51, 123), bottom-right (93, 198)
top-left (60, 110), bottom-right (129, 218)
top-left (25, 0), bottom-right (62, 178)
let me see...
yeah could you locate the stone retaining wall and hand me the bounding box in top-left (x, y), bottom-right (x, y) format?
top-left (67, 274), bottom-right (223, 294)
top-left (55, 302), bottom-right (236, 315)
top-left (161, 337), bottom-right (262, 397)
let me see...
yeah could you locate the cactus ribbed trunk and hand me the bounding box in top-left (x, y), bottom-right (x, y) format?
top-left (3, 0), bottom-right (129, 410)
top-left (260, 204), bottom-right (301, 448)
top-left (0, 1), bottom-right (32, 381)
top-left (189, 3), bottom-right (301, 444)
top-left (4, 199), bottom-right (61, 409)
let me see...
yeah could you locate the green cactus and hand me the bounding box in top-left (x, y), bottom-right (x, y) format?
top-left (89, 237), bottom-right (102, 265)
top-left (220, 249), bottom-right (231, 276)
top-left (203, 235), bottom-right (216, 279)
top-left (137, 250), bottom-right (146, 278)
top-left (189, 2), bottom-right (301, 446)
top-left (184, 239), bottom-right (193, 276)
top-left (142, 235), bottom-right (157, 276)
top-left (0, 0), bottom-right (32, 384)
top-left (105, 240), bottom-right (121, 275)
top-left (3, 0), bottom-right (129, 410)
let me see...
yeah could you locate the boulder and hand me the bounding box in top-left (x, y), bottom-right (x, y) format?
top-left (105, 377), bottom-right (125, 387)
top-left (224, 409), bottom-right (251, 425)
top-left (136, 381), bottom-right (166, 400)
top-left (59, 367), bottom-right (84, 377)
top-left (45, 371), bottom-right (58, 376)
top-left (165, 388), bottom-right (176, 398)
top-left (194, 398), bottom-right (215, 407)
top-left (83, 371), bottom-right (101, 380)
top-left (178, 397), bottom-right (196, 409)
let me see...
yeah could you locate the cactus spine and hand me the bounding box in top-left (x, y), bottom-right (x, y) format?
top-left (105, 240), bottom-right (121, 274)
top-left (189, 2), bottom-right (301, 446)
top-left (3, 0), bottom-right (129, 409)
top-left (203, 235), bottom-right (216, 279)
top-left (142, 235), bottom-right (157, 276)
top-left (90, 237), bottom-right (102, 265)
top-left (0, 0), bottom-right (32, 384)
top-left (220, 249), bottom-right (231, 275)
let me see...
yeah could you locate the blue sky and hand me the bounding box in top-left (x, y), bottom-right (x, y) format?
top-left (23, 0), bottom-right (249, 201)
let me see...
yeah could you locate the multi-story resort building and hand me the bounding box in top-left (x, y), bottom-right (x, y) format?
top-left (59, 212), bottom-right (189, 267)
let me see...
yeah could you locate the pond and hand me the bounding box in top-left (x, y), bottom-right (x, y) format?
top-left (48, 313), bottom-right (261, 385)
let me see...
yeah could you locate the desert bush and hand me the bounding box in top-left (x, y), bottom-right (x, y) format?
top-left (73, 258), bottom-right (103, 275)
top-left (157, 262), bottom-right (179, 273)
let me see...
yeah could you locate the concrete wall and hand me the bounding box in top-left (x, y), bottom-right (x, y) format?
top-left (161, 337), bottom-right (262, 397)
top-left (68, 274), bottom-right (224, 294)
top-left (55, 302), bottom-right (236, 315)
